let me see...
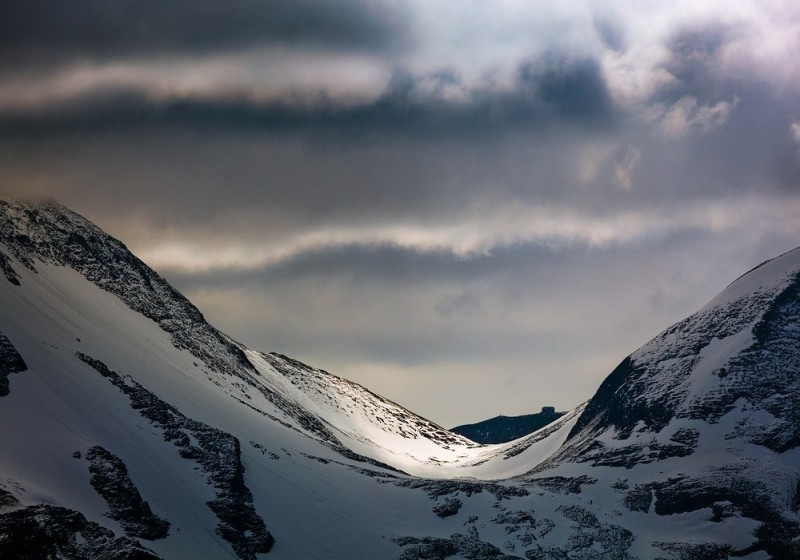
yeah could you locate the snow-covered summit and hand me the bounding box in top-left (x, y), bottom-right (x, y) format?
top-left (0, 196), bottom-right (254, 380)
top-left (562, 245), bottom-right (800, 457)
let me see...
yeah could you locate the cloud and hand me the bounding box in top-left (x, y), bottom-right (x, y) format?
top-left (0, 55), bottom-right (620, 140)
top-left (175, 219), bottom-right (800, 427)
top-left (435, 290), bottom-right (485, 318)
top-left (0, 0), bottom-right (407, 69)
top-left (132, 194), bottom-right (800, 274)
top-left (656, 95), bottom-right (738, 138)
top-left (1, 0), bottom-right (800, 424)
top-left (614, 147), bottom-right (640, 190)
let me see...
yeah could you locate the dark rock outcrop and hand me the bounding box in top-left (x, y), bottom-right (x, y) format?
top-left (394, 478), bottom-right (529, 502)
top-left (86, 446), bottom-right (170, 540)
top-left (0, 331), bottom-right (26, 397)
top-left (624, 466), bottom-right (800, 558)
top-left (396, 527), bottom-right (522, 560)
top-left (432, 497), bottom-right (462, 518)
top-left (0, 252), bottom-right (19, 286)
top-left (525, 505), bottom-right (634, 560)
top-left (0, 504), bottom-right (161, 560)
top-left (566, 258), bottom-right (800, 454)
top-left (77, 353), bottom-right (274, 559)
top-left (0, 199), bottom-right (255, 384)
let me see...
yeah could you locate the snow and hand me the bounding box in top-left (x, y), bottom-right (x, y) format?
top-left (1, 199), bottom-right (799, 559)
top-left (702, 246), bottom-right (800, 311)
top-left (0, 253), bottom-right (577, 558)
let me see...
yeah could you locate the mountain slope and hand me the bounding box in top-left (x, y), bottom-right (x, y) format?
top-left (0, 198), bottom-right (512, 477)
top-left (452, 408), bottom-right (566, 444)
top-left (538, 247), bottom-right (800, 557)
top-left (566, 247), bottom-right (800, 452)
top-left (0, 197), bottom-right (798, 559)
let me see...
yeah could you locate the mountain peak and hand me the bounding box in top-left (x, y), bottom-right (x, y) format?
top-left (560, 244), bottom-right (800, 459)
top-left (0, 196), bottom-right (256, 382)
top-left (1, 200), bottom-right (798, 557)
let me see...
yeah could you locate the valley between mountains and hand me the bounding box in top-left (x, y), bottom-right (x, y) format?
top-left (0, 197), bottom-right (798, 559)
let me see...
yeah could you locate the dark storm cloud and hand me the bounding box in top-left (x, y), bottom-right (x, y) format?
top-left (0, 56), bottom-right (617, 140)
top-left (2, 0), bottom-right (799, 425)
top-left (520, 56), bottom-right (615, 125)
top-left (0, 0), bottom-right (406, 69)
top-left (654, 24), bottom-right (737, 103)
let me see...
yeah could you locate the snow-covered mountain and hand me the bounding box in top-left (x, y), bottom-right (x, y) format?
top-left (0, 197), bottom-right (798, 559)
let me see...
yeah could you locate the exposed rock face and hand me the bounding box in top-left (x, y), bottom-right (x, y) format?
top-left (624, 465), bottom-right (800, 558)
top-left (396, 504), bottom-right (635, 560)
top-left (566, 252), bottom-right (800, 453)
top-left (86, 446), bottom-right (170, 540)
top-left (527, 476), bottom-right (596, 495)
top-left (533, 248), bottom-right (800, 558)
top-left (652, 541), bottom-right (733, 560)
top-left (0, 252), bottom-right (19, 286)
top-left (394, 478), bottom-right (529, 502)
top-left (0, 198), bottom-right (255, 383)
top-left (0, 488), bottom-right (19, 510)
top-left (2, 198), bottom-right (800, 558)
top-left (0, 331), bottom-right (26, 397)
top-left (396, 527), bottom-right (522, 560)
top-left (0, 504), bottom-right (161, 559)
top-left (512, 505), bottom-right (635, 560)
top-left (77, 353), bottom-right (274, 559)
top-left (432, 497), bottom-right (462, 518)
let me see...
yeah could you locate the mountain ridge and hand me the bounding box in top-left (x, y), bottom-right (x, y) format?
top-left (451, 408), bottom-right (567, 444)
top-left (0, 196), bottom-right (798, 558)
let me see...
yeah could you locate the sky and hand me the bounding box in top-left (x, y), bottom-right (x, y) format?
top-left (2, 1), bottom-right (799, 427)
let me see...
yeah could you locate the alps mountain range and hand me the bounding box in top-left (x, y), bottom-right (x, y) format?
top-left (0, 197), bottom-right (798, 559)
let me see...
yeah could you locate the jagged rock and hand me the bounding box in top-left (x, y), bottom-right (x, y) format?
top-left (0, 199), bottom-right (255, 384)
top-left (396, 527), bottom-right (522, 559)
top-left (86, 446), bottom-right (170, 540)
top-left (395, 478), bottom-right (529, 501)
top-left (0, 331), bottom-right (26, 397)
top-left (0, 252), bottom-right (19, 286)
top-left (0, 489), bottom-right (18, 510)
top-left (2, 198), bottom-right (800, 558)
top-left (0, 504), bottom-right (161, 559)
top-left (509, 505), bottom-right (635, 560)
top-left (433, 497), bottom-right (462, 518)
top-left (492, 509), bottom-right (555, 546)
top-left (565, 259), bottom-right (800, 454)
top-left (652, 541), bottom-right (733, 560)
top-left (625, 466), bottom-right (800, 558)
top-left (528, 476), bottom-right (596, 495)
top-left (77, 353), bottom-right (274, 559)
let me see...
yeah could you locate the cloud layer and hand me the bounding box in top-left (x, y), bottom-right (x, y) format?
top-left (2, 0), bottom-right (799, 425)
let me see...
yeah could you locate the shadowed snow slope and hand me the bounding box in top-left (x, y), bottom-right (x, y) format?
top-left (0, 197), bottom-right (798, 559)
